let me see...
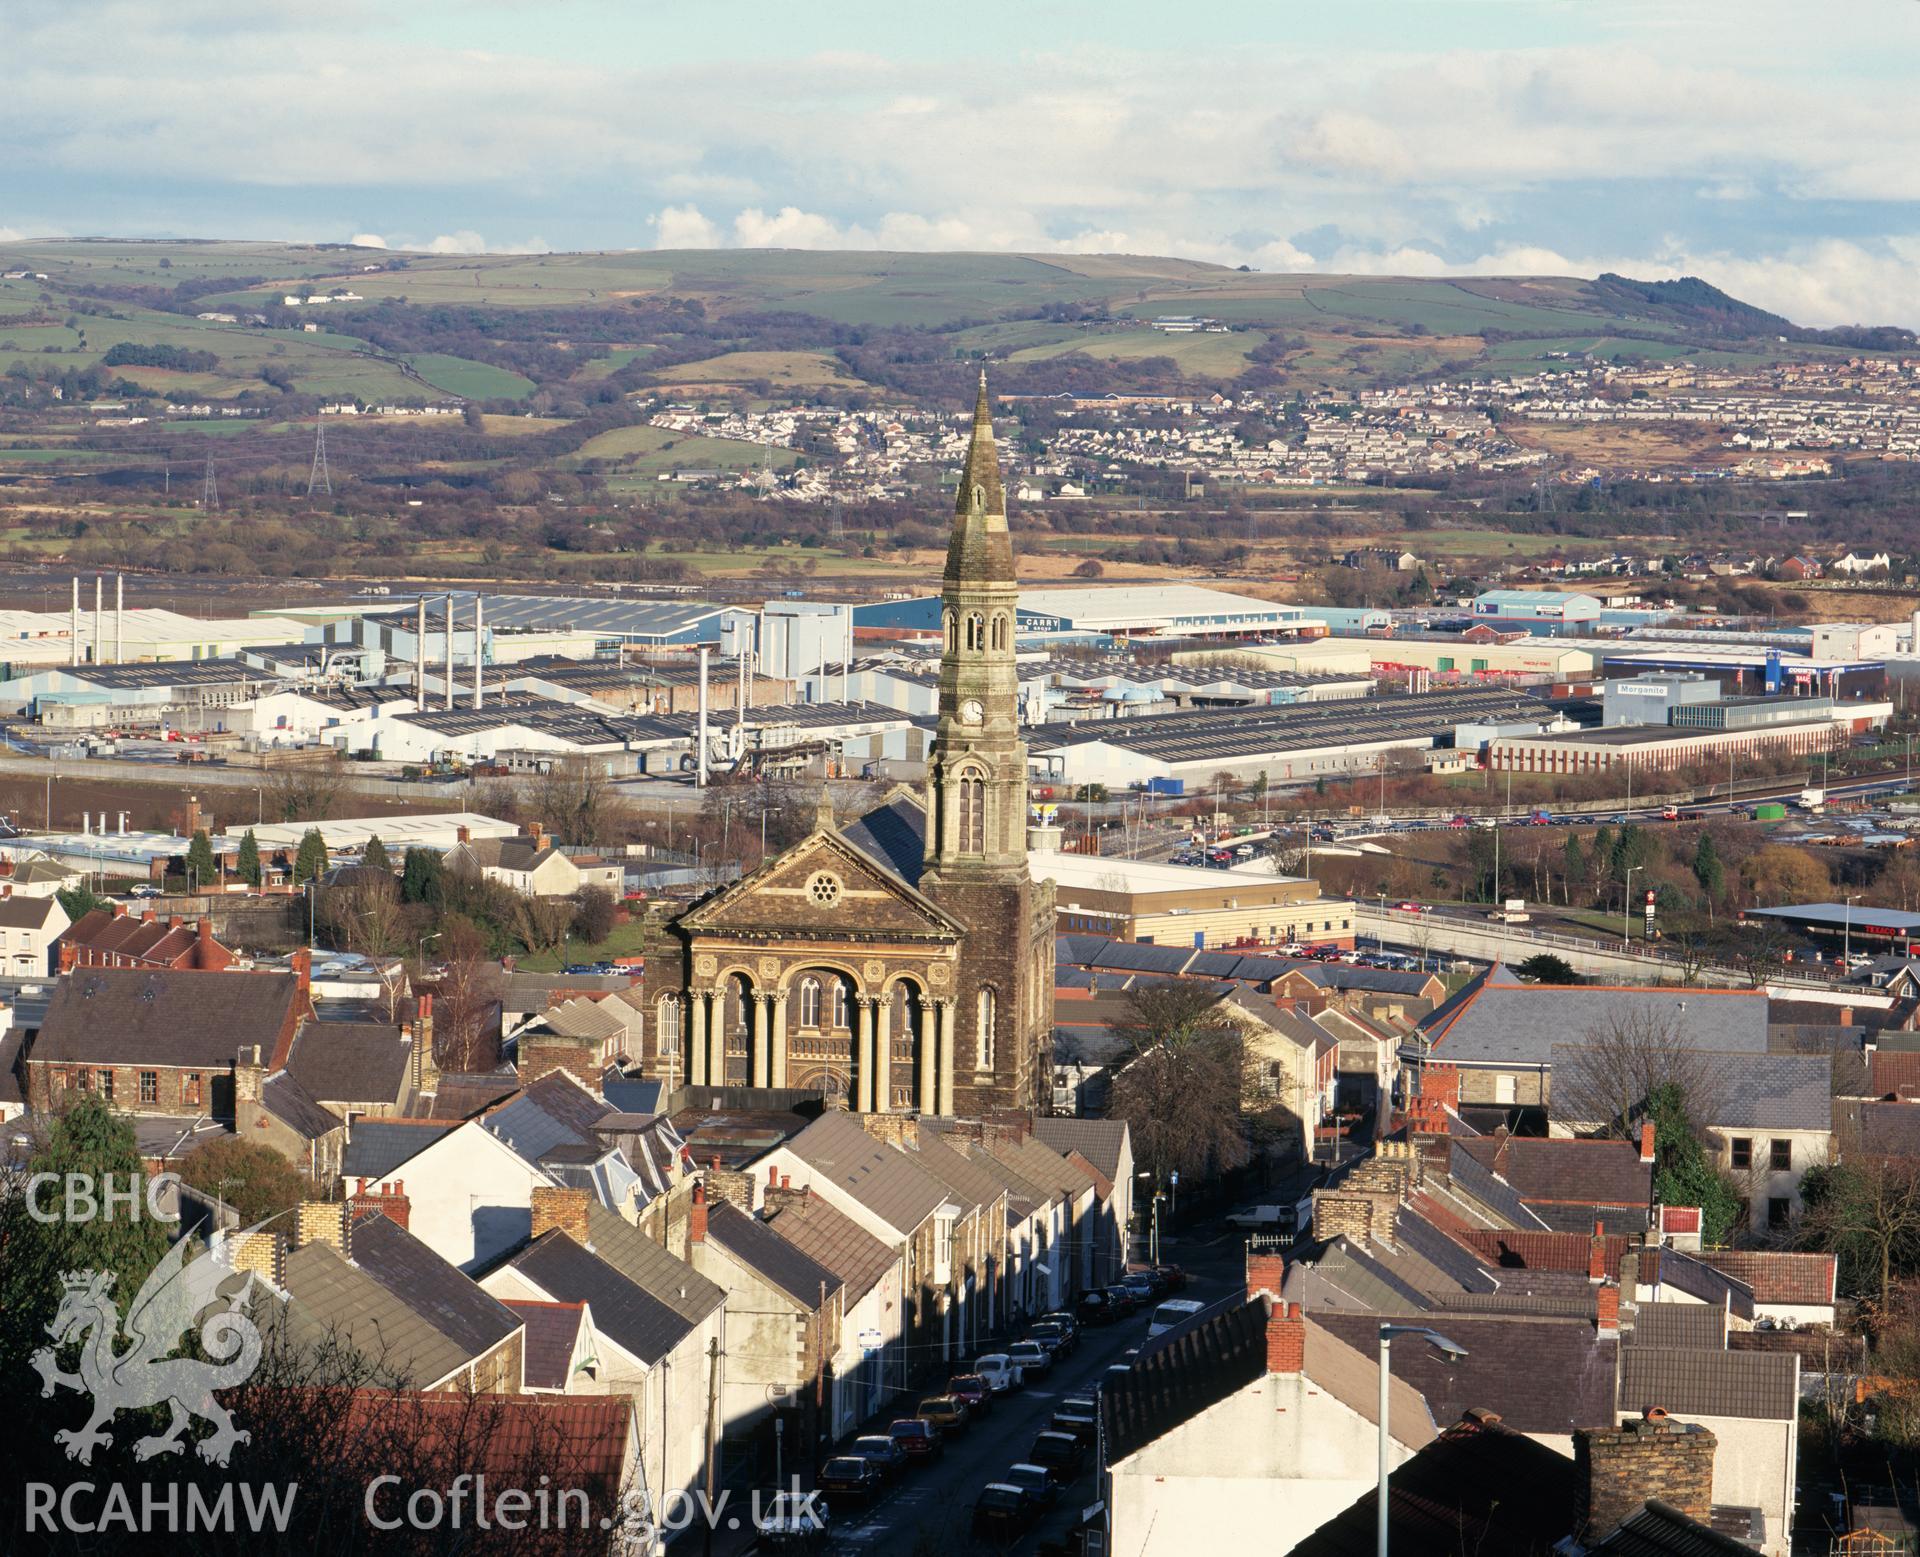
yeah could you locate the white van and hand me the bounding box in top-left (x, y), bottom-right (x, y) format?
top-left (1147, 1298), bottom-right (1206, 1338)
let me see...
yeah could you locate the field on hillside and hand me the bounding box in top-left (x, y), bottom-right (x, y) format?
top-left (645, 350), bottom-right (861, 391)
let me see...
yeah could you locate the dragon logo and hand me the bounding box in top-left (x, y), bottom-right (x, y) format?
top-left (30, 1223), bottom-right (270, 1467)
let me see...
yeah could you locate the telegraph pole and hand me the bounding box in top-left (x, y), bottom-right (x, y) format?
top-left (703, 1335), bottom-right (723, 1556)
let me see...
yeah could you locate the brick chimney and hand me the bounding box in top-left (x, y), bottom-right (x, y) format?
top-left (456, 824), bottom-right (471, 844)
top-left (689, 1181), bottom-right (708, 1244)
top-left (1639, 1121), bottom-right (1656, 1164)
top-left (349, 1178), bottom-right (411, 1231)
top-left (1246, 1251), bottom-right (1286, 1300)
top-left (292, 947), bottom-right (311, 1000)
top-left (530, 1185), bottom-right (591, 1244)
top-left (230, 1229), bottom-right (286, 1288)
top-left (706, 1156), bottom-right (754, 1210)
top-left (142, 908), bottom-right (156, 925)
top-left (1575, 1409), bottom-right (1717, 1544)
top-left (1596, 1281), bottom-right (1619, 1338)
top-left (1265, 1297), bottom-right (1305, 1375)
top-left (410, 993), bottom-right (437, 1096)
top-left (58, 941), bottom-right (76, 973)
top-left (1839, 1006), bottom-right (1853, 1028)
top-left (293, 1200), bottom-right (352, 1260)
top-left (195, 917), bottom-right (214, 967)
top-left (1589, 1220), bottom-right (1608, 1283)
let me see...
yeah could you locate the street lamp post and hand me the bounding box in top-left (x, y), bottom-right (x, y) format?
top-left (1623, 864), bottom-right (1643, 949)
top-left (1376, 1325), bottom-right (1467, 1557)
top-left (1845, 892), bottom-right (1859, 968)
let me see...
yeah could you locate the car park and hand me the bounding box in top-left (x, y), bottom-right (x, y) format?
top-left (818, 1457), bottom-right (883, 1501)
top-left (971, 1484), bottom-right (1039, 1540)
top-left (888, 1418), bottom-right (944, 1463)
top-left (849, 1435), bottom-right (908, 1481)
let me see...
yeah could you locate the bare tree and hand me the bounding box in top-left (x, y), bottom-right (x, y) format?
top-left (509, 893), bottom-right (577, 957)
top-left (518, 756), bottom-right (625, 848)
top-left (265, 758), bottom-right (348, 823)
top-left (319, 869), bottom-right (411, 959)
top-left (425, 913), bottom-right (500, 1074)
top-left (1803, 1126), bottom-right (1920, 1311)
top-left (1551, 1008), bottom-right (1723, 1137)
top-left (1108, 981), bottom-right (1254, 1184)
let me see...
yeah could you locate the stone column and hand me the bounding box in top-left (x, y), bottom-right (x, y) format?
top-left (770, 993), bottom-right (788, 1089)
top-left (707, 992), bottom-right (727, 1086)
top-left (751, 994), bottom-right (772, 1089)
top-left (917, 998), bottom-right (937, 1115)
top-left (689, 990), bottom-right (709, 1085)
top-left (935, 998), bottom-right (956, 1117)
top-left (873, 995), bottom-right (892, 1114)
top-left (856, 998), bottom-right (877, 1113)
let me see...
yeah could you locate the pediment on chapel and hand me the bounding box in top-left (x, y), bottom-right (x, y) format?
top-left (674, 830), bottom-right (964, 941)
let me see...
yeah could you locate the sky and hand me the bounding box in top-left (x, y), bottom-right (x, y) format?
top-left (7, 0), bottom-right (1920, 326)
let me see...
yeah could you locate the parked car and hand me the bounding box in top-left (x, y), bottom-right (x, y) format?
top-left (818, 1457), bottom-right (883, 1501)
top-left (1049, 1410), bottom-right (1098, 1449)
top-left (1021, 1328), bottom-right (1065, 1360)
top-left (917, 1395), bottom-right (971, 1434)
top-left (948, 1373), bottom-right (994, 1413)
top-left (1007, 1340), bottom-right (1053, 1379)
top-left (1027, 1430), bottom-right (1086, 1482)
top-left (1148, 1297), bottom-right (1207, 1338)
top-left (848, 1435), bottom-right (908, 1481)
top-left (755, 1489), bottom-right (831, 1551)
top-left (1077, 1290), bottom-right (1119, 1324)
top-left (975, 1353), bottom-right (1023, 1393)
top-left (971, 1484), bottom-right (1039, 1540)
top-left (1102, 1284), bottom-right (1139, 1318)
top-left (1039, 1310), bottom-right (1082, 1346)
top-left (1150, 1265), bottom-right (1187, 1293)
top-left (1029, 1320), bottom-right (1075, 1355)
top-left (1059, 1393), bottom-right (1098, 1420)
top-left (1004, 1462), bottom-right (1060, 1507)
top-left (888, 1418), bottom-right (944, 1463)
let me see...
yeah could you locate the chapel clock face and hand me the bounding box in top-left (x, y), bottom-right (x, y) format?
top-left (959, 698), bottom-right (985, 726)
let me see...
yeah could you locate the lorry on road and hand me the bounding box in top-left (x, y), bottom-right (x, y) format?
top-left (1798, 787), bottom-right (1827, 811)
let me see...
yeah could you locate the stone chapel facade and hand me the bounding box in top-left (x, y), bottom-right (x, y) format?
top-left (649, 376), bottom-right (1056, 1116)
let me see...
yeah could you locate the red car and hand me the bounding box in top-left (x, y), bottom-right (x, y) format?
top-left (888, 1418), bottom-right (944, 1463)
top-left (948, 1373), bottom-right (993, 1414)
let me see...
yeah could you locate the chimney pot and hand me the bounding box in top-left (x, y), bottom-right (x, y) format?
top-left (781, 1174), bottom-right (791, 1190)
top-left (1265, 1295), bottom-right (1306, 1375)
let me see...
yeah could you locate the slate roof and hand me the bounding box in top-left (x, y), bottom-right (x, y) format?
top-left (285, 1020), bottom-right (411, 1106)
top-left (905, 1129), bottom-right (1007, 1215)
top-left (1227, 989), bottom-right (1334, 1054)
top-left (1289, 1409), bottom-right (1581, 1557)
top-left (1315, 1310), bottom-right (1619, 1436)
top-left (349, 1212), bottom-right (521, 1359)
top-left (34, 968), bottom-right (302, 1069)
top-left (1698, 1251), bottom-right (1836, 1307)
top-left (1548, 1045), bottom-right (1832, 1133)
top-left (1617, 1347), bottom-right (1798, 1420)
top-left (1460, 1229), bottom-right (1630, 1282)
top-left (1870, 1049), bottom-right (1920, 1099)
top-left (279, 1240), bottom-right (483, 1388)
top-left (1840, 1099), bottom-right (1920, 1157)
top-left (503, 1300), bottom-right (587, 1390)
top-left (0, 895), bottom-right (61, 929)
top-left (1629, 1303), bottom-right (1729, 1350)
top-left (341, 1119), bottom-right (457, 1180)
top-left (260, 1069), bottom-right (343, 1140)
top-left (1033, 1117), bottom-right (1129, 1185)
top-left (1587, 1500), bottom-right (1762, 1556)
top-left (507, 1230), bottom-right (694, 1366)
top-left (1421, 969), bottom-right (1769, 1065)
top-left (1102, 1296), bottom-right (1434, 1466)
top-left (1286, 1237), bottom-right (1438, 1315)
top-left (1455, 1135), bottom-right (1652, 1210)
top-left (705, 1200), bottom-right (842, 1309)
top-left (483, 1072), bottom-right (614, 1163)
top-left (1444, 1142), bottom-right (1551, 1231)
top-left (784, 1112), bottom-right (949, 1233)
top-left (1642, 1249), bottom-right (1756, 1321)
top-left (838, 794), bottom-right (927, 888)
top-left (761, 1188), bottom-right (898, 1305)
top-left (584, 1201), bottom-right (726, 1325)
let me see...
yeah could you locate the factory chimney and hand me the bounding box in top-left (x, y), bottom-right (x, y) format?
top-left (115, 575), bottom-right (124, 662)
top-left (444, 596), bottom-right (455, 711)
top-left (472, 595), bottom-right (484, 711)
top-left (696, 645), bottom-right (710, 789)
top-left (70, 578), bottom-right (79, 666)
top-left (415, 597), bottom-right (426, 704)
top-left (94, 577), bottom-right (102, 664)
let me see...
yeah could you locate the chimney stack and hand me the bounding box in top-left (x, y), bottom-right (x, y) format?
top-left (350, 1179), bottom-right (412, 1231)
top-left (1589, 1220), bottom-right (1607, 1284)
top-left (689, 1181), bottom-right (708, 1244)
top-left (1575, 1410), bottom-right (1716, 1545)
top-left (530, 1186), bottom-right (591, 1244)
top-left (234, 1043), bottom-right (266, 1105)
top-left (1639, 1121), bottom-right (1656, 1164)
top-left (293, 1199), bottom-right (353, 1260)
top-left (292, 947), bottom-right (311, 1000)
top-left (1265, 1297), bottom-right (1305, 1375)
top-left (1596, 1281), bottom-right (1620, 1337)
top-left (412, 993), bottom-right (437, 1096)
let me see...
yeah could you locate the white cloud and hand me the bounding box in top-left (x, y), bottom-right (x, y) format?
top-left (650, 205), bottom-right (722, 249)
top-left (426, 230), bottom-right (488, 255)
top-left (349, 232), bottom-right (389, 248)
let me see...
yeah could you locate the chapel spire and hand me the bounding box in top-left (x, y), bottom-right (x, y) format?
top-left (945, 369), bottom-right (1013, 586)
